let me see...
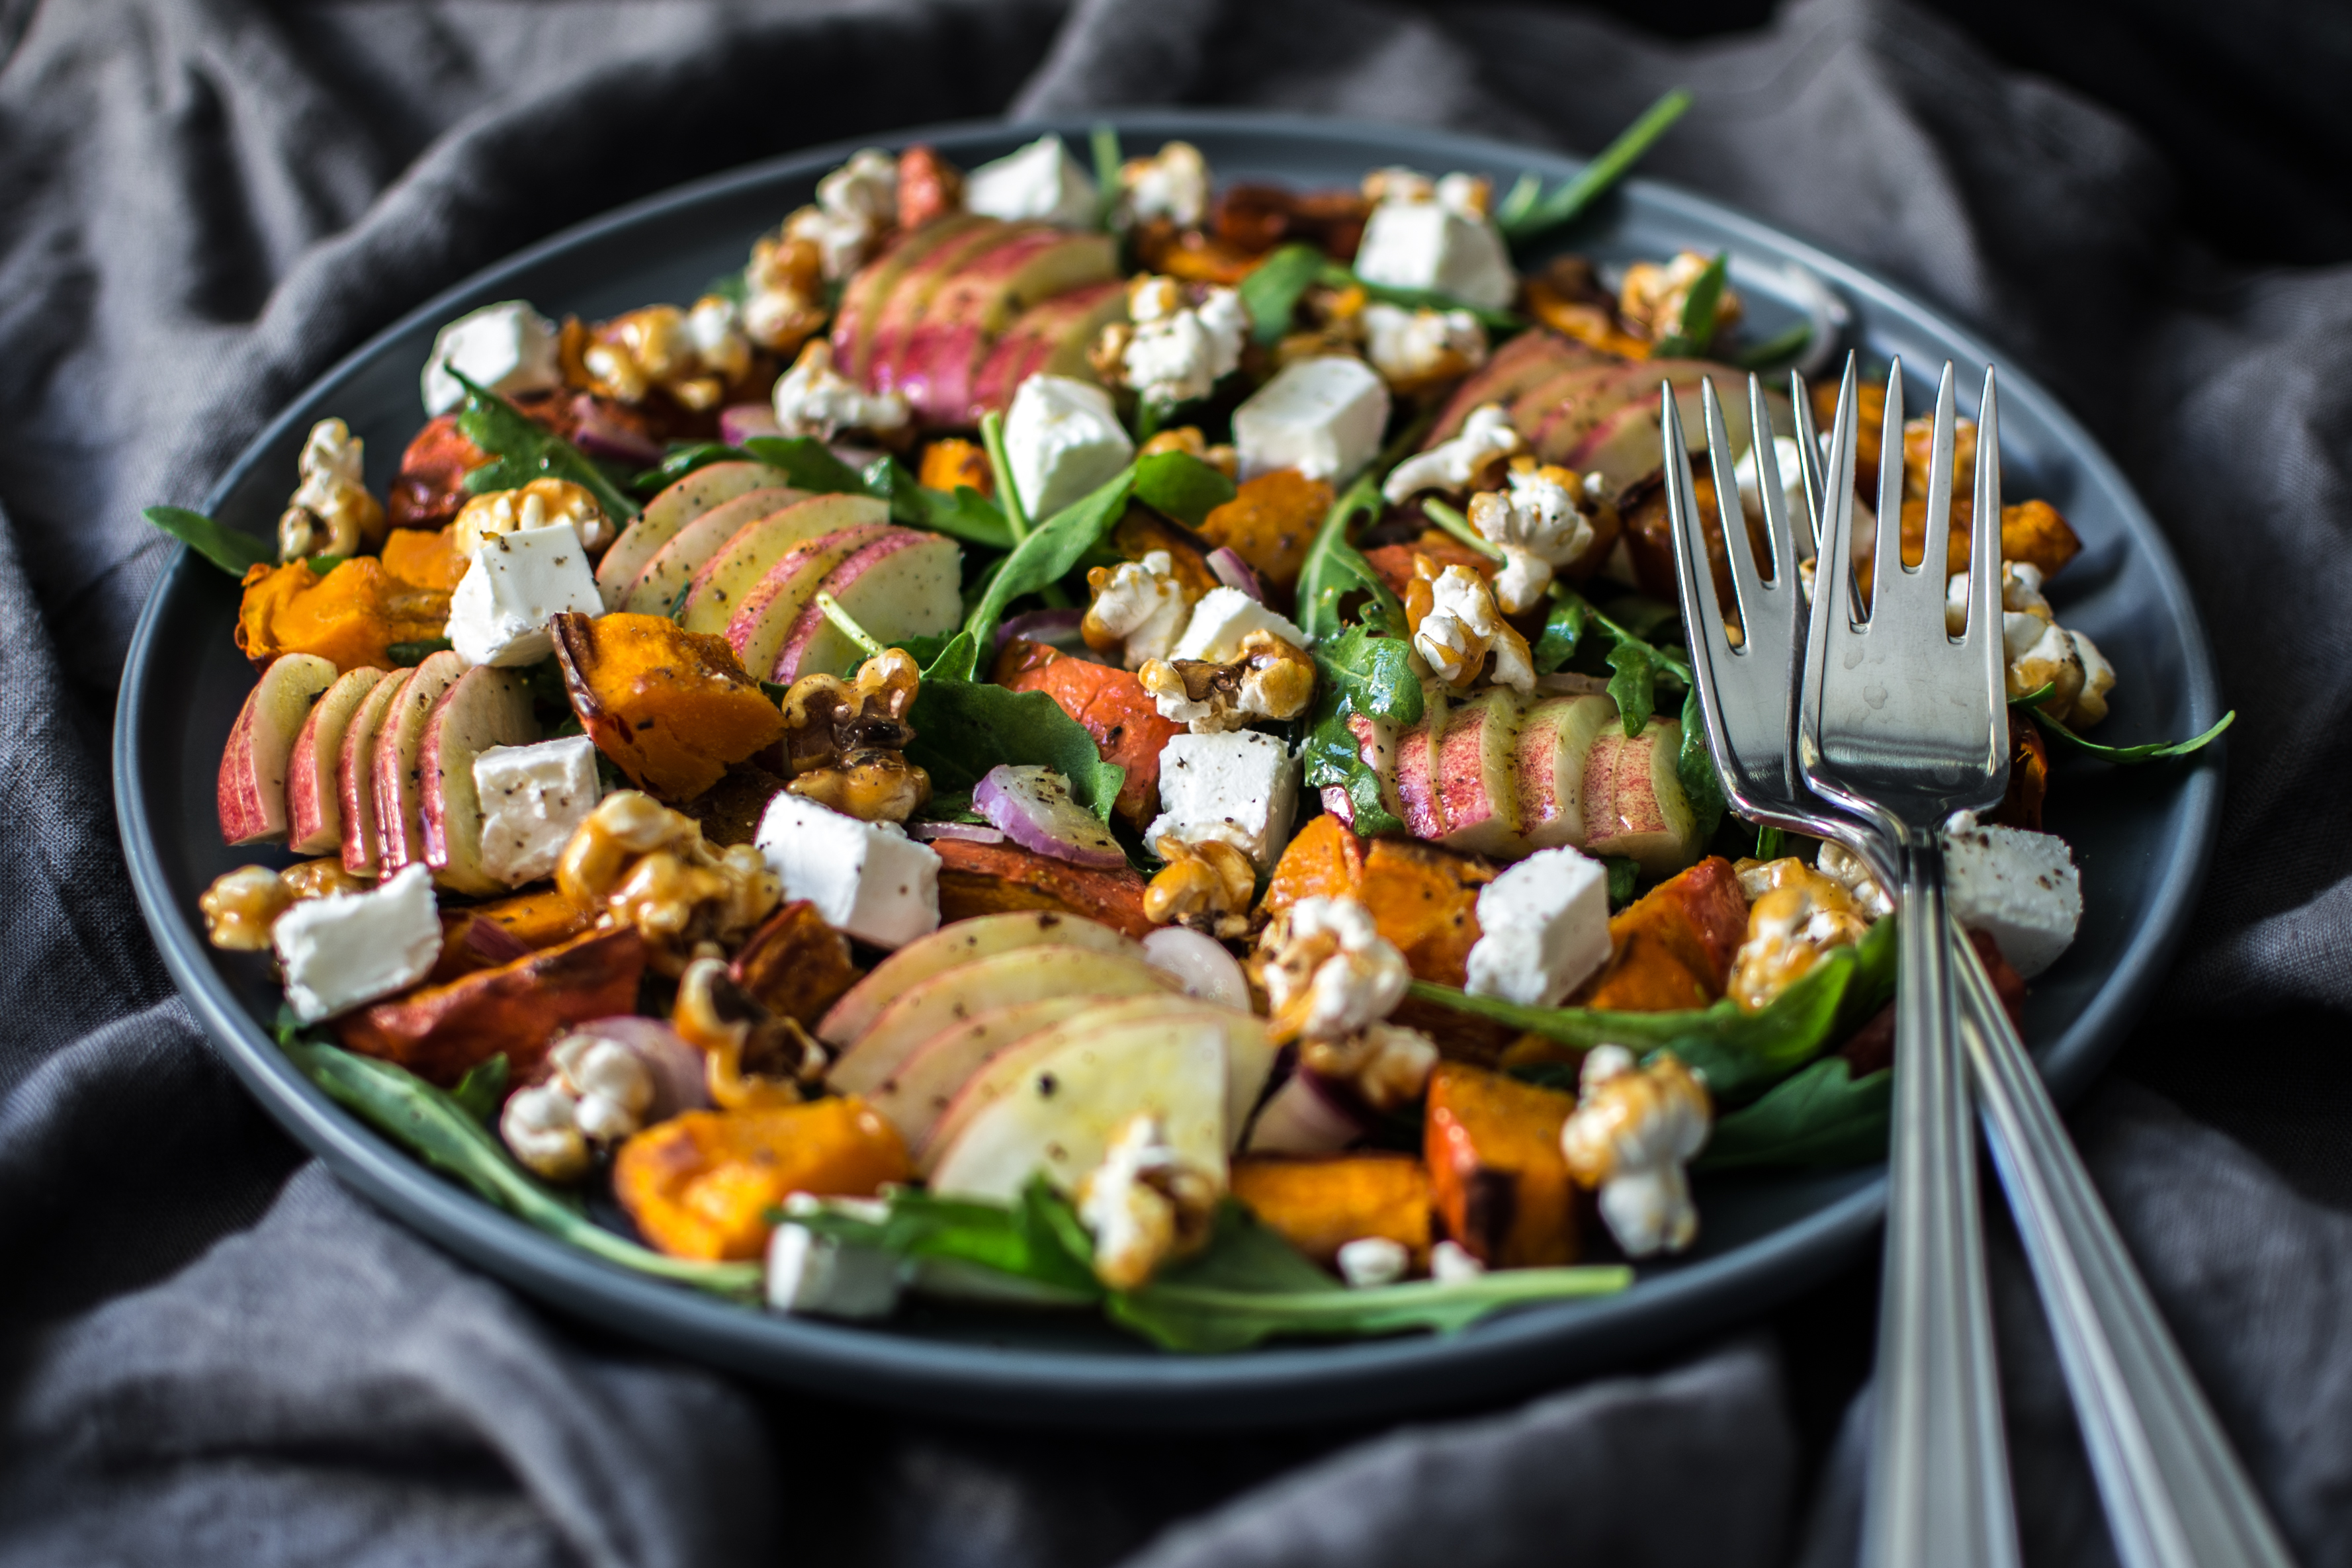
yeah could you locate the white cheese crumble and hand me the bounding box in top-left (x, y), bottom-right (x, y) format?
top-left (1084, 550), bottom-right (1194, 669)
top-left (1351, 176), bottom-right (1516, 310)
top-left (1262, 896), bottom-right (1411, 1043)
top-left (756, 792), bottom-right (940, 949)
top-left (1942, 808), bottom-right (2082, 979)
top-left (1413, 564), bottom-right (1534, 693)
top-left (1118, 140), bottom-right (1210, 228)
top-left (472, 734), bottom-right (603, 887)
top-left (771, 338), bottom-right (909, 440)
top-left (1121, 276), bottom-right (1247, 408)
top-left (1147, 729), bottom-right (1301, 873)
top-left (444, 523), bottom-right (603, 668)
top-left (1336, 1236), bottom-right (1409, 1288)
top-left (1559, 1045), bottom-right (1711, 1258)
top-left (421, 300), bottom-right (562, 416)
top-left (271, 863), bottom-right (441, 1022)
top-left (1170, 586), bottom-right (1311, 663)
top-left (1465, 846), bottom-right (1614, 1008)
top-left (785, 148), bottom-right (899, 281)
top-left (1360, 301), bottom-right (1487, 388)
top-left (1382, 403), bottom-right (1522, 504)
top-left (1231, 356), bottom-right (1391, 484)
top-left (1003, 373), bottom-right (1135, 520)
top-left (965, 134), bottom-right (1097, 228)
top-left (1467, 461), bottom-right (1597, 613)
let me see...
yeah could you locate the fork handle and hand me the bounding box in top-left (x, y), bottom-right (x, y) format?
top-left (1863, 840), bottom-right (2022, 1568)
top-left (1954, 926), bottom-right (2296, 1568)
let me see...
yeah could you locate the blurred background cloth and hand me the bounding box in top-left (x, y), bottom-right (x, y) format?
top-left (4, 1), bottom-right (2350, 1564)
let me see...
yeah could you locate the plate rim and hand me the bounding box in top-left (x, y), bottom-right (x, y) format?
top-left (113, 109), bottom-right (2224, 1428)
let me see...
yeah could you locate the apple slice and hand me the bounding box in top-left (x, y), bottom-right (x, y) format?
top-left (863, 220), bottom-right (1028, 396)
top-left (1425, 329), bottom-right (1597, 446)
top-left (1322, 709), bottom-right (1403, 830)
top-left (926, 1015), bottom-right (1231, 1203)
top-left (832, 212), bottom-right (995, 382)
top-left (1434, 688), bottom-right (1525, 856)
top-left (677, 492), bottom-right (893, 636)
top-left (1516, 694), bottom-right (1618, 851)
top-left (968, 281), bottom-right (1128, 419)
top-left (618, 484), bottom-right (807, 614)
top-left (339, 668), bottom-right (414, 875)
top-left (722, 521), bottom-right (895, 680)
top-left (767, 530), bottom-right (963, 683)
top-left (865, 994), bottom-right (1117, 1152)
top-left (596, 461), bottom-right (797, 609)
top-left (1391, 676), bottom-right (1451, 843)
top-left (370, 650), bottom-right (468, 875)
top-left (818, 910), bottom-right (1143, 1047)
top-left (217, 653), bottom-right (338, 846)
top-left (286, 666), bottom-right (389, 854)
top-left (1581, 714), bottom-right (1702, 875)
top-left (824, 944), bottom-right (1178, 1099)
top-left (889, 230), bottom-right (1121, 425)
top-left (419, 666), bottom-right (538, 896)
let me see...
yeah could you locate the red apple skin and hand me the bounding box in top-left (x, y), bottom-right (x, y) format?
top-left (724, 522), bottom-right (896, 679)
top-left (1581, 715), bottom-right (1700, 875)
top-left (618, 485), bottom-right (805, 615)
top-left (769, 531), bottom-right (963, 683)
top-left (968, 281), bottom-right (1127, 420)
top-left (863, 222), bottom-right (1029, 396)
top-left (419, 665), bottom-right (537, 896)
top-left (890, 231), bottom-right (1119, 425)
top-left (339, 668), bottom-right (414, 875)
top-left (1434, 689), bottom-right (1525, 856)
top-left (832, 213), bottom-right (994, 382)
top-left (598, 460), bottom-right (795, 611)
top-left (371, 651), bottom-right (467, 877)
top-left (679, 492), bottom-right (891, 636)
top-left (1516, 694), bottom-right (1617, 851)
top-left (1390, 680), bottom-right (1452, 842)
top-left (1424, 329), bottom-right (1598, 446)
top-left (287, 667), bottom-right (390, 855)
top-left (218, 653), bottom-right (338, 847)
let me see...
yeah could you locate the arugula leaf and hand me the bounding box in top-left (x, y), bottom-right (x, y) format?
top-left (906, 676), bottom-right (1125, 821)
top-left (1651, 252), bottom-right (1729, 359)
top-left (1238, 242), bottom-right (1328, 347)
top-left (279, 1033), bottom-right (760, 1298)
top-left (1296, 474), bottom-right (1402, 642)
top-left (1546, 584), bottom-right (1690, 736)
top-left (961, 465), bottom-right (1137, 654)
top-left (1676, 683), bottom-right (1729, 841)
top-left (1317, 263), bottom-right (1522, 332)
top-left (1737, 320), bottom-right (1815, 372)
top-left (1302, 680), bottom-right (1406, 839)
top-left (387, 638), bottom-right (453, 666)
top-left (1532, 593), bottom-right (1592, 674)
top-left (1133, 449), bottom-right (1238, 527)
top-left (1755, 824), bottom-right (1785, 861)
top-left (632, 441), bottom-right (750, 494)
top-left (1602, 855), bottom-right (1640, 909)
top-left (453, 372), bottom-right (642, 522)
top-left (1420, 915), bottom-right (1899, 1105)
top-left (449, 1055), bottom-right (510, 1123)
top-left (1606, 638), bottom-right (1656, 732)
top-left (1313, 623), bottom-right (1424, 725)
top-left (1495, 87), bottom-right (1694, 243)
top-left (738, 435), bottom-right (874, 496)
top-left (144, 505), bottom-right (273, 577)
top-left (1091, 123), bottom-right (1124, 231)
top-left (2012, 683), bottom-right (2236, 763)
top-left (1699, 1055), bottom-right (1892, 1171)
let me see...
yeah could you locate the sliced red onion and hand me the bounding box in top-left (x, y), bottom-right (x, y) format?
top-left (973, 764), bottom-right (1128, 869)
top-left (993, 607), bottom-right (1088, 653)
top-left (720, 403), bottom-right (782, 445)
top-left (568, 396), bottom-right (664, 466)
top-left (1141, 926), bottom-right (1252, 1010)
top-left (453, 912), bottom-right (532, 969)
top-left (1245, 1070), bottom-right (1372, 1155)
top-left (1319, 784), bottom-right (1357, 828)
top-left (1207, 546), bottom-right (1266, 602)
top-left (907, 820), bottom-right (1007, 844)
top-left (560, 1016), bottom-right (710, 1118)
top-left (829, 442), bottom-right (885, 470)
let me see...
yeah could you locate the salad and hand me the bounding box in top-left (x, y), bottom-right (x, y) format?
top-left (159, 103), bottom-right (2226, 1352)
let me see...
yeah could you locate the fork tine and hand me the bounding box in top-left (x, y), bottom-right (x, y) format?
top-left (1970, 367), bottom-right (2009, 771)
top-left (1917, 361), bottom-right (1960, 611)
top-left (1700, 378), bottom-right (1768, 632)
top-left (1750, 372), bottom-right (1802, 593)
top-left (1800, 352), bottom-right (1862, 769)
top-left (1788, 369), bottom-right (1825, 570)
top-left (1663, 385), bottom-right (1737, 674)
top-left (1870, 359), bottom-right (1907, 621)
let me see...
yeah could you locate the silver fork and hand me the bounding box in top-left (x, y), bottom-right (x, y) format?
top-left (1804, 357), bottom-right (2020, 1568)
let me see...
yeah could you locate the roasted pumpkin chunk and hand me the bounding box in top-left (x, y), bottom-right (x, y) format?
top-left (730, 900), bottom-right (860, 1025)
top-left (380, 524), bottom-right (468, 591)
top-left (1263, 814), bottom-right (1368, 912)
top-left (1573, 855), bottom-right (1748, 1012)
top-left (428, 889), bottom-right (592, 982)
top-left (993, 638), bottom-right (1184, 826)
top-left (335, 926), bottom-right (646, 1086)
top-left (1424, 1064), bottom-right (1579, 1267)
top-left (929, 836), bottom-right (1156, 939)
top-left (550, 611), bottom-right (787, 802)
top-left (1356, 838), bottom-right (1493, 988)
top-left (613, 1097), bottom-right (911, 1261)
top-left (1197, 469), bottom-right (1331, 591)
top-left (236, 557), bottom-right (452, 673)
top-left (1231, 1154), bottom-right (1432, 1268)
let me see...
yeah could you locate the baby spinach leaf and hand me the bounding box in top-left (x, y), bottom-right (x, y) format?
top-left (1602, 855), bottom-right (1641, 909)
top-left (1238, 242), bottom-right (1328, 347)
top-left (1313, 623), bottom-right (1424, 726)
top-left (1651, 252), bottom-right (1729, 360)
top-left (278, 1034), bottom-right (760, 1299)
top-left (450, 1055), bottom-right (510, 1123)
top-left (1133, 449), bottom-right (1238, 527)
top-left (1677, 683), bottom-right (1728, 842)
top-left (387, 638), bottom-right (453, 666)
top-left (1737, 320), bottom-right (1815, 372)
top-left (1319, 263), bottom-right (1523, 332)
top-left (961, 464), bottom-right (1137, 654)
top-left (873, 460), bottom-right (1016, 550)
top-left (739, 435), bottom-right (874, 496)
top-left (1423, 915), bottom-right (1899, 1106)
top-left (453, 372), bottom-right (642, 521)
top-left (1532, 593), bottom-right (1592, 674)
top-left (1698, 1055), bottom-right (1892, 1172)
top-left (143, 505), bottom-right (273, 577)
top-left (906, 676), bottom-right (1125, 821)
top-left (1496, 87), bottom-right (1693, 244)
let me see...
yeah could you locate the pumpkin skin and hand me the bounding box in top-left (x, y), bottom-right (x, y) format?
top-left (550, 611), bottom-right (786, 802)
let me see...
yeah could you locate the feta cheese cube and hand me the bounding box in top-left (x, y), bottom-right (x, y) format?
top-left (1147, 730), bottom-right (1300, 871)
top-left (1336, 1236), bottom-right (1410, 1288)
top-left (765, 1223), bottom-right (904, 1320)
top-left (272, 864), bottom-right (442, 1023)
top-left (472, 735), bottom-right (602, 887)
top-left (445, 523), bottom-right (603, 668)
top-left (1465, 847), bottom-right (1613, 1007)
top-left (964, 134), bottom-right (1098, 228)
top-left (1233, 357), bottom-right (1391, 484)
top-left (421, 300), bottom-right (562, 416)
top-left (1944, 810), bottom-right (2082, 979)
top-left (1170, 587), bottom-right (1311, 662)
top-left (1352, 200), bottom-right (1516, 310)
top-left (756, 793), bottom-right (940, 949)
top-left (1002, 373), bottom-right (1135, 521)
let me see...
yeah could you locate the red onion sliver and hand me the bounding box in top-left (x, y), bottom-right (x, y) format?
top-left (568, 396), bottom-right (664, 466)
top-left (1244, 1070), bottom-right (1369, 1155)
top-left (1206, 546), bottom-right (1266, 601)
top-left (719, 403), bottom-right (782, 445)
top-left (907, 820), bottom-right (1007, 844)
top-left (993, 607), bottom-right (1088, 652)
top-left (561, 1016), bottom-right (711, 1118)
top-left (973, 765), bottom-right (1129, 869)
top-left (1141, 926), bottom-right (1251, 1011)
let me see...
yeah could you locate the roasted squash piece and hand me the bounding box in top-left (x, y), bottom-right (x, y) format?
top-left (1874, 497), bottom-right (2084, 595)
top-left (613, 1097), bottom-right (910, 1260)
top-left (550, 611), bottom-right (787, 802)
top-left (730, 900), bottom-right (860, 1025)
top-left (1231, 1154), bottom-right (1432, 1268)
top-left (1424, 1064), bottom-right (1579, 1267)
top-left (236, 558), bottom-right (453, 674)
top-left (1111, 509), bottom-right (1221, 598)
top-left (1560, 856), bottom-right (1751, 1016)
top-left (1363, 535), bottom-right (1495, 603)
top-left (1993, 717), bottom-right (2050, 832)
top-left (1809, 376), bottom-right (1887, 480)
top-left (1263, 813), bottom-right (1368, 912)
top-left (380, 524), bottom-right (468, 591)
top-left (1356, 838), bottom-right (1493, 988)
top-left (928, 837), bottom-right (1156, 939)
top-left (1197, 469), bottom-right (1332, 591)
top-left (918, 437), bottom-right (992, 498)
top-left (993, 638), bottom-right (1184, 826)
top-left (336, 926), bottom-right (646, 1086)
top-left (429, 890), bottom-right (592, 982)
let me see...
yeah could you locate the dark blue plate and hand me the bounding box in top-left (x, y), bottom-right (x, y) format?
top-left (114, 112), bottom-right (2222, 1429)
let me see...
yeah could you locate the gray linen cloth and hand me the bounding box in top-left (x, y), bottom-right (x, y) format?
top-left (3, 1), bottom-right (2349, 1563)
